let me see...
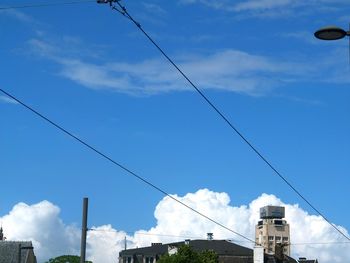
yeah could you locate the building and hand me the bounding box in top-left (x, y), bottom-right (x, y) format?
top-left (119, 239), bottom-right (298, 263)
top-left (0, 227), bottom-right (37, 263)
top-left (0, 241), bottom-right (37, 263)
top-left (255, 206), bottom-right (290, 256)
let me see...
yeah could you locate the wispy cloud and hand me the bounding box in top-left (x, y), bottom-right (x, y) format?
top-left (142, 2), bottom-right (167, 16)
top-left (280, 31), bottom-right (322, 45)
top-left (233, 0), bottom-right (294, 12)
top-left (0, 9), bottom-right (34, 23)
top-left (28, 37), bottom-right (318, 96)
top-left (179, 0), bottom-right (350, 18)
top-left (0, 95), bottom-right (18, 105)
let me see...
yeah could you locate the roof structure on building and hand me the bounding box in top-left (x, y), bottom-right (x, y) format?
top-left (298, 260), bottom-right (318, 263)
top-left (120, 239), bottom-right (298, 263)
top-left (120, 240), bottom-right (253, 257)
top-left (0, 241), bottom-right (35, 263)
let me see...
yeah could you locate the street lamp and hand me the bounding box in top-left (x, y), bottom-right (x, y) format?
top-left (314, 25), bottom-right (350, 40)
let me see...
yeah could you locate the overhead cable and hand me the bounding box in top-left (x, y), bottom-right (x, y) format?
top-left (0, 88), bottom-right (255, 244)
top-left (89, 229), bottom-right (350, 246)
top-left (101, 0), bottom-right (350, 242)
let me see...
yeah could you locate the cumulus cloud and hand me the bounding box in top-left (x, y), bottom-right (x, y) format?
top-left (87, 225), bottom-right (131, 263)
top-left (1, 190), bottom-right (349, 263)
top-left (1, 201), bottom-right (80, 262)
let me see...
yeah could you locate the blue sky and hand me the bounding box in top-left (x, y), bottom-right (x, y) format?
top-left (1, 0), bottom-right (350, 261)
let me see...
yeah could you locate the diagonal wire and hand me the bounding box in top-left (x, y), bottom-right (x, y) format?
top-left (0, 88), bottom-right (255, 244)
top-left (106, 1), bottom-right (350, 242)
top-left (0, 0), bottom-right (94, 10)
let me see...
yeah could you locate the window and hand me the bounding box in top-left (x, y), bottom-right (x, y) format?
top-left (282, 237), bottom-right (289, 241)
top-left (276, 236), bottom-right (281, 241)
top-left (274, 220), bottom-right (283, 225)
top-left (268, 236), bottom-right (274, 241)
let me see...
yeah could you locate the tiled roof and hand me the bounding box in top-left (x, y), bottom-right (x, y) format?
top-left (0, 241), bottom-right (33, 263)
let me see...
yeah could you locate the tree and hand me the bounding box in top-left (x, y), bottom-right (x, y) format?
top-left (198, 250), bottom-right (219, 263)
top-left (45, 255), bottom-right (93, 263)
top-left (157, 245), bottom-right (219, 263)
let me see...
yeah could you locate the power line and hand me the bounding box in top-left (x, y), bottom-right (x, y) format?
top-left (0, 0), bottom-right (94, 10)
top-left (89, 229), bottom-right (350, 246)
top-left (101, 0), bottom-right (350, 242)
top-left (0, 88), bottom-right (255, 244)
top-left (2, 0), bottom-right (348, 244)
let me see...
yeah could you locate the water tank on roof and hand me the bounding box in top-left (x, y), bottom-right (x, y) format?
top-left (260, 206), bottom-right (285, 219)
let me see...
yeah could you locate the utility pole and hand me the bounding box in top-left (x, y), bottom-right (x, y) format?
top-left (80, 197), bottom-right (88, 263)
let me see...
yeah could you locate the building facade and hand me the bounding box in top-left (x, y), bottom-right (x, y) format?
top-left (255, 206), bottom-right (290, 256)
top-left (119, 239), bottom-right (298, 263)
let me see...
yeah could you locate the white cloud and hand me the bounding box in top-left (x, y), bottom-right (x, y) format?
top-left (179, 0), bottom-right (232, 10)
top-left (1, 201), bottom-right (80, 262)
top-left (179, 0), bottom-right (349, 17)
top-left (1, 190), bottom-right (349, 263)
top-left (142, 3), bottom-right (167, 16)
top-left (132, 190), bottom-right (350, 263)
top-left (29, 38), bottom-right (316, 96)
top-left (0, 95), bottom-right (18, 104)
top-left (87, 225), bottom-right (131, 263)
top-left (233, 0), bottom-right (294, 12)
top-left (0, 9), bottom-right (34, 23)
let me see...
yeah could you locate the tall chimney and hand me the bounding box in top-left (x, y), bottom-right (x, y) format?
top-left (207, 233), bottom-right (213, 240)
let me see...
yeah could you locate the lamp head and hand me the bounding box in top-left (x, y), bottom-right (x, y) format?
top-left (314, 26), bottom-right (349, 40)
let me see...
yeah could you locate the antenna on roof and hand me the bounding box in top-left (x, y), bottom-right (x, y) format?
top-left (0, 223), bottom-right (4, 241)
top-left (207, 233), bottom-right (214, 241)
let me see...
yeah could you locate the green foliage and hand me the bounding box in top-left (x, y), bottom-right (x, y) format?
top-left (198, 250), bottom-right (219, 263)
top-left (45, 255), bottom-right (93, 263)
top-left (157, 245), bottom-right (219, 263)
